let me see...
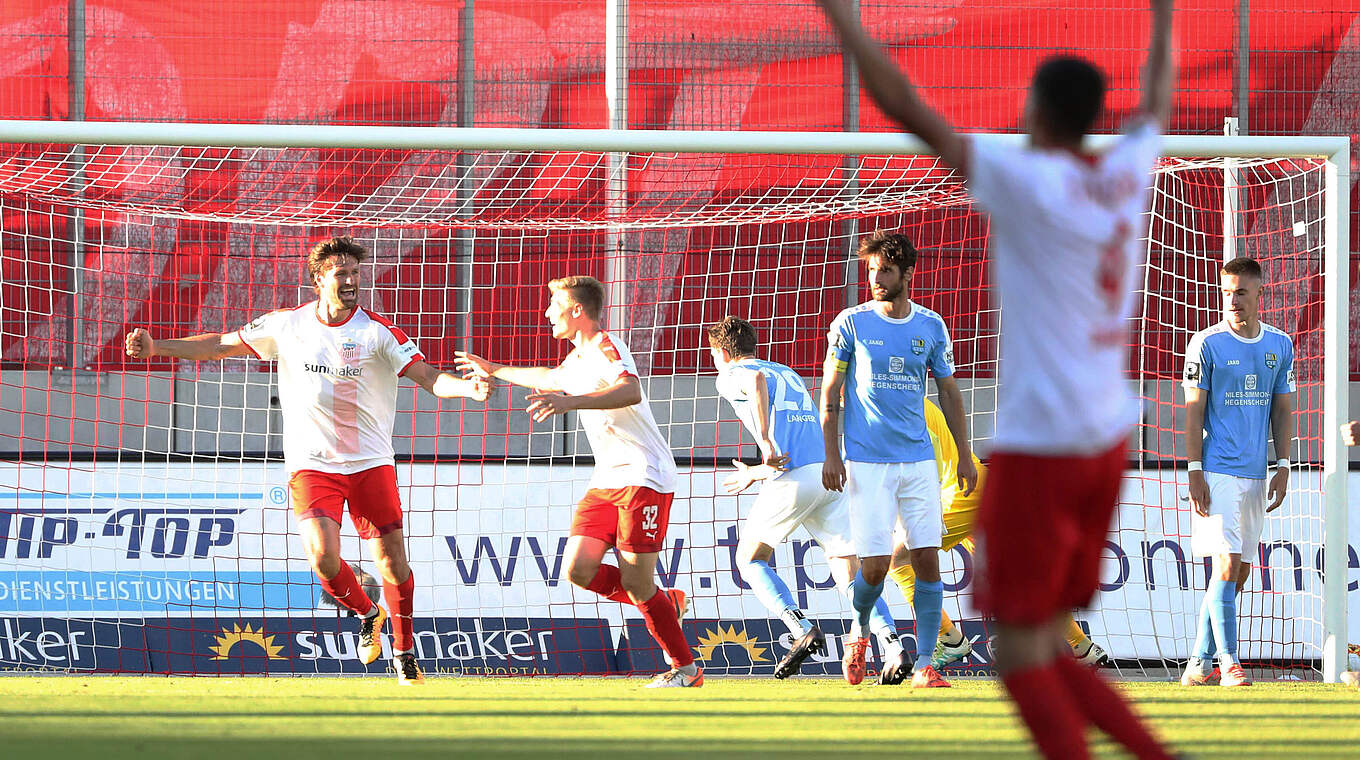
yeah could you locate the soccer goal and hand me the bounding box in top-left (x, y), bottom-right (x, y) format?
top-left (0, 121), bottom-right (1348, 682)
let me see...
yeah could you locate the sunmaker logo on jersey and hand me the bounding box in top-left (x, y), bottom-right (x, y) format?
top-left (303, 363), bottom-right (362, 377)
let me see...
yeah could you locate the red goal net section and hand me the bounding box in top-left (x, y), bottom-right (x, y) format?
top-left (0, 122), bottom-right (1349, 681)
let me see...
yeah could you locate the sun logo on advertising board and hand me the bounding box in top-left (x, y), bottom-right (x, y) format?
top-left (209, 623), bottom-right (286, 660)
top-left (693, 624), bottom-right (769, 663)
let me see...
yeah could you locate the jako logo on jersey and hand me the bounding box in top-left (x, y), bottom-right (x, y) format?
top-left (911, 338), bottom-right (925, 355)
top-left (304, 363), bottom-right (361, 377)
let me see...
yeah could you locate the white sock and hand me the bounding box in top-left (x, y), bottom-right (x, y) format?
top-left (877, 630), bottom-right (904, 661)
top-left (677, 662), bottom-right (698, 676)
top-left (780, 608), bottom-right (814, 638)
top-left (362, 606), bottom-right (380, 620)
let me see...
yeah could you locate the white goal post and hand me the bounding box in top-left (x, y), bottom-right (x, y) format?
top-left (0, 120), bottom-right (1348, 682)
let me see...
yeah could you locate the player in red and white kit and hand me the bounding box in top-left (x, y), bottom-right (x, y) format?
top-left (455, 276), bottom-right (699, 688)
top-left (819, 1), bottom-right (1176, 757)
top-left (125, 236), bottom-right (489, 685)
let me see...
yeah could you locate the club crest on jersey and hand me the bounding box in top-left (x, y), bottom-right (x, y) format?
top-left (1265, 352), bottom-right (1278, 369)
top-left (1184, 361), bottom-right (1201, 381)
top-left (910, 338), bottom-right (925, 355)
top-left (1245, 374), bottom-right (1257, 390)
top-left (889, 356), bottom-right (905, 373)
top-left (340, 339), bottom-right (360, 363)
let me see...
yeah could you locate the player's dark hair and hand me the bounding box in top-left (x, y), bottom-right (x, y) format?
top-left (1221, 257), bottom-right (1262, 279)
top-left (549, 275), bottom-right (606, 321)
top-left (707, 316), bottom-right (758, 358)
top-left (1031, 56), bottom-right (1106, 142)
top-left (307, 236), bottom-right (367, 280)
top-left (857, 231), bottom-right (918, 273)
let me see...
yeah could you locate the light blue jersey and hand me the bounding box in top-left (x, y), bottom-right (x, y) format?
top-left (827, 302), bottom-right (955, 463)
top-left (716, 358), bottom-right (824, 473)
top-left (1183, 321), bottom-right (1295, 479)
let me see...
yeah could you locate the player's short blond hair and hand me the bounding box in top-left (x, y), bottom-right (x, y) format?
top-left (307, 236), bottom-right (367, 280)
top-left (548, 276), bottom-right (605, 321)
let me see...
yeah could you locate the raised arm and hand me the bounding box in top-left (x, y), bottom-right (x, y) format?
top-left (1140, 0), bottom-right (1176, 125)
top-left (815, 0), bottom-right (965, 172)
top-left (454, 351), bottom-right (560, 392)
top-left (524, 375), bottom-right (643, 423)
top-left (124, 327), bottom-right (254, 361)
top-left (402, 360), bottom-right (489, 401)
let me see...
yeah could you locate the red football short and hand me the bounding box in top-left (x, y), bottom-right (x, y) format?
top-left (976, 441), bottom-right (1126, 625)
top-left (571, 486), bottom-right (674, 554)
top-left (289, 465), bottom-right (404, 540)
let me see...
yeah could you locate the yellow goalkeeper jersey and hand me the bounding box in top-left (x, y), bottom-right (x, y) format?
top-left (924, 399), bottom-right (986, 512)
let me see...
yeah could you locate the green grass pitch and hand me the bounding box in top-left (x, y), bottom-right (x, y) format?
top-left (1, 676), bottom-right (1356, 758)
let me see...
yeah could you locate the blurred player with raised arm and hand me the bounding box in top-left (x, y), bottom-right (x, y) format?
top-left (818, 0), bottom-right (1176, 756)
top-left (124, 236), bottom-right (489, 685)
top-left (708, 316), bottom-right (903, 681)
top-left (889, 400), bottom-right (1112, 672)
top-left (821, 232), bottom-right (978, 689)
top-left (1180, 257), bottom-right (1295, 688)
top-left (455, 276), bottom-right (697, 688)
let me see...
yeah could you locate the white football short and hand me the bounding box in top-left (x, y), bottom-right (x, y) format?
top-left (1190, 471), bottom-right (1267, 558)
top-left (742, 463), bottom-right (854, 558)
top-left (846, 459), bottom-right (942, 558)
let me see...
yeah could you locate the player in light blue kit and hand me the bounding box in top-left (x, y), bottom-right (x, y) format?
top-left (1181, 256), bottom-right (1295, 688)
top-left (708, 316), bottom-right (904, 680)
top-left (820, 231), bottom-right (978, 688)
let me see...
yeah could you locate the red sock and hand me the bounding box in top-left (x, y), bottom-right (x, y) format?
top-left (585, 564), bottom-right (636, 605)
top-left (638, 589), bottom-right (694, 668)
top-left (319, 563), bottom-right (374, 618)
top-left (383, 572), bottom-right (416, 653)
top-left (1055, 656), bottom-right (1173, 760)
top-left (1001, 664), bottom-right (1089, 760)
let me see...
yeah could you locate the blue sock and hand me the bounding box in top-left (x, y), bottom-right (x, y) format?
top-left (851, 570), bottom-right (884, 637)
top-left (870, 597), bottom-right (896, 637)
top-left (1206, 577), bottom-right (1238, 663)
top-left (912, 579), bottom-right (944, 670)
top-left (1191, 587), bottom-right (1217, 663)
top-left (739, 559), bottom-right (808, 636)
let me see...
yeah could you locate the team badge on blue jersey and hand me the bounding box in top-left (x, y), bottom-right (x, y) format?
top-left (911, 338), bottom-right (925, 355)
top-left (1264, 352), bottom-right (1278, 369)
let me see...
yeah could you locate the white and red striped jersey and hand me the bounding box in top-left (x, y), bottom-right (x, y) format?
top-left (238, 302), bottom-right (423, 475)
top-left (548, 331), bottom-right (677, 493)
top-left (966, 118), bottom-right (1162, 455)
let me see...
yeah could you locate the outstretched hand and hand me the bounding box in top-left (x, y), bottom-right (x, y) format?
top-left (454, 351), bottom-right (497, 379)
top-left (526, 391), bottom-right (575, 422)
top-left (723, 460), bottom-right (759, 495)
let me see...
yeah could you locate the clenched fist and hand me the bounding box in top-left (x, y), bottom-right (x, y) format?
top-left (125, 328), bottom-right (155, 359)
